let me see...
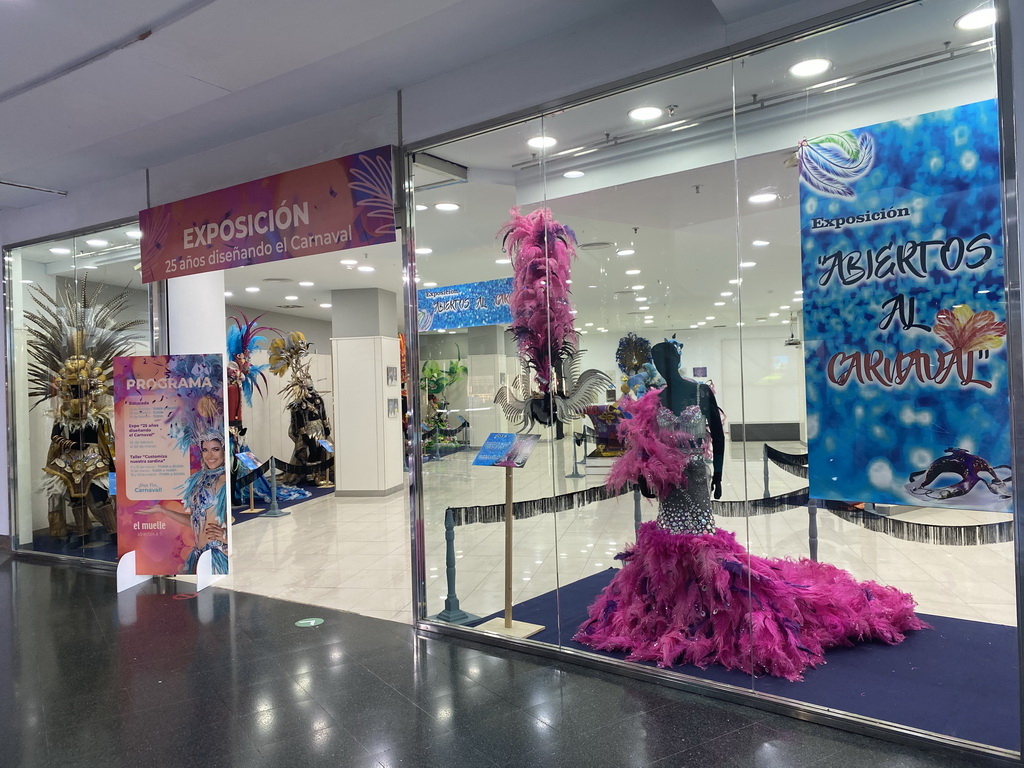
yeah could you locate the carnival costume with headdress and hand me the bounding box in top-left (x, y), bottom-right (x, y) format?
top-left (25, 280), bottom-right (144, 540)
top-left (269, 331), bottom-right (332, 485)
top-left (166, 355), bottom-right (229, 574)
top-left (226, 313), bottom-right (310, 504)
top-left (492, 208), bottom-right (611, 430)
top-left (573, 340), bottom-right (928, 681)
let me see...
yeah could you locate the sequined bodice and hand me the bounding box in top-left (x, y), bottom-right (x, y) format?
top-left (654, 399), bottom-right (716, 536)
top-left (187, 467), bottom-right (227, 551)
top-left (655, 403), bottom-right (707, 456)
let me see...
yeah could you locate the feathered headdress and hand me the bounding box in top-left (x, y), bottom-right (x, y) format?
top-left (268, 331), bottom-right (314, 405)
top-left (499, 207), bottom-right (577, 394)
top-left (164, 354), bottom-right (224, 454)
top-left (24, 278), bottom-right (145, 427)
top-left (616, 333), bottom-right (652, 376)
top-left (227, 311), bottom-right (276, 406)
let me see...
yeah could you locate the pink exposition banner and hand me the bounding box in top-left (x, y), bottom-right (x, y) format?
top-left (114, 355), bottom-right (228, 576)
top-left (139, 145), bottom-right (395, 283)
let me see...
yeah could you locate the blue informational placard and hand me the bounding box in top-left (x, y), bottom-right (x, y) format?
top-left (473, 432), bottom-right (541, 468)
top-left (235, 451), bottom-right (261, 471)
top-left (800, 99), bottom-right (1011, 512)
top-left (417, 277), bottom-right (513, 331)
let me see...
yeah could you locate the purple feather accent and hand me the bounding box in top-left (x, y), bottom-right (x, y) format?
top-left (498, 208), bottom-right (578, 395)
top-left (573, 522), bottom-right (929, 681)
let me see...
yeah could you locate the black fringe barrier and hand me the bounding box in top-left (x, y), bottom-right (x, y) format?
top-left (446, 484), bottom-right (628, 527)
top-left (713, 486), bottom-right (1013, 545)
top-left (275, 457), bottom-right (334, 476)
top-left (422, 420), bottom-right (470, 439)
top-left (235, 460), bottom-right (271, 489)
top-left (764, 445), bottom-right (809, 479)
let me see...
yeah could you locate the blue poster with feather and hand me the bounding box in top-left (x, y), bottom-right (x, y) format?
top-left (799, 99), bottom-right (1011, 512)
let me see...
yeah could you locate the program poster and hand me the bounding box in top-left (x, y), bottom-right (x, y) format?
top-left (800, 99), bottom-right (1011, 512)
top-left (114, 355), bottom-right (229, 575)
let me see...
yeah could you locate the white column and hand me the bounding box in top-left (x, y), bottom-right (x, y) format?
top-left (166, 271), bottom-right (226, 354)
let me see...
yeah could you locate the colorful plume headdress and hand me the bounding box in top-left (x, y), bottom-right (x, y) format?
top-left (24, 277), bottom-right (145, 426)
top-left (227, 311), bottom-right (276, 406)
top-left (499, 207), bottom-right (577, 395)
top-left (268, 331), bottom-right (315, 405)
top-left (164, 354), bottom-right (224, 454)
top-left (616, 333), bottom-right (652, 376)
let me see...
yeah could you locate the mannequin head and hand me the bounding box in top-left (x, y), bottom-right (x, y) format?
top-left (650, 341), bottom-right (682, 381)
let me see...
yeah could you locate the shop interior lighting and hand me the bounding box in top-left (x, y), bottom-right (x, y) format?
top-left (795, 290), bottom-right (804, 294)
top-left (424, 282), bottom-right (437, 287)
top-left (285, 295), bottom-right (298, 301)
top-left (20, 279), bottom-right (33, 284)
top-left (584, 322), bottom-right (594, 327)
top-left (357, 265), bottom-right (374, 272)
top-left (650, 120), bottom-right (688, 131)
top-left (526, 136), bottom-right (557, 149)
top-left (49, 247), bottom-right (71, 254)
top-left (806, 77), bottom-right (848, 90)
top-left (789, 58), bottom-right (832, 77)
top-left (414, 248), bottom-right (432, 255)
top-left (616, 248), bottom-right (635, 256)
top-left (644, 315), bottom-right (654, 320)
top-left (780, 304), bottom-right (791, 309)
top-left (566, 279), bottom-right (572, 284)
top-left (628, 106), bottom-right (664, 121)
top-left (340, 258), bottom-right (358, 265)
top-left (555, 146), bottom-right (586, 156)
top-left (706, 316), bottom-right (716, 320)
top-left (625, 269), bottom-right (641, 275)
top-left (434, 202), bottom-right (460, 211)
top-left (224, 291), bottom-right (233, 297)
top-left (245, 286), bottom-right (259, 293)
top-left (740, 261), bottom-right (757, 268)
top-left (697, 321), bottom-right (706, 326)
top-left (85, 239), bottom-right (109, 247)
top-left (125, 230), bottom-right (143, 238)
top-left (635, 296), bottom-right (647, 302)
top-left (81, 265), bottom-right (98, 270)
top-left (574, 148), bottom-right (598, 156)
top-left (956, 7), bottom-right (996, 30)
top-left (729, 279), bottom-right (742, 285)
top-left (563, 171), bottom-right (585, 179)
top-left (644, 319), bottom-right (654, 324)
top-left (588, 284), bottom-right (597, 288)
top-left (720, 291), bottom-right (733, 297)
top-left (495, 258), bottom-right (511, 264)
top-left (714, 301), bottom-right (726, 307)
top-left (299, 281), bottom-right (314, 287)
top-left (737, 322), bottom-right (746, 327)
top-left (631, 284), bottom-right (645, 290)
top-left (824, 82), bottom-right (857, 93)
top-left (599, 328), bottom-right (608, 333)
top-left (769, 312), bottom-right (780, 317)
top-left (320, 303), bottom-right (332, 308)
top-left (638, 305), bottom-right (649, 311)
top-left (748, 192), bottom-right (778, 203)
top-left (690, 324), bottom-right (698, 328)
top-left (415, 204), bottom-right (428, 211)
top-left (752, 240), bottom-right (770, 247)
top-left (794, 297), bottom-right (804, 302)
top-left (671, 122), bottom-right (699, 132)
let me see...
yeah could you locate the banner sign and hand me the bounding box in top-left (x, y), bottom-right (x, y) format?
top-left (800, 99), bottom-right (1011, 511)
top-left (114, 354), bottom-right (230, 575)
top-left (417, 277), bottom-right (513, 331)
top-left (140, 146), bottom-right (395, 283)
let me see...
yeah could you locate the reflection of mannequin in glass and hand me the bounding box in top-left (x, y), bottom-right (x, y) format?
top-left (574, 340), bottom-right (927, 681)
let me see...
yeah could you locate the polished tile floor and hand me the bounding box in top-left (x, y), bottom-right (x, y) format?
top-left (0, 558), bottom-right (1004, 768)
top-left (219, 436), bottom-right (1016, 627)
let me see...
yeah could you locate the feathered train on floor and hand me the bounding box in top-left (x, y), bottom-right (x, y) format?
top-left (574, 522), bottom-right (929, 681)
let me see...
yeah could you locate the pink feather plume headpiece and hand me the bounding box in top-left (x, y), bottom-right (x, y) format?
top-left (498, 207), bottom-right (578, 394)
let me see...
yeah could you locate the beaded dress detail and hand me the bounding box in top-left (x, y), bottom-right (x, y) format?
top-left (180, 466), bottom-right (228, 574)
top-left (573, 388), bottom-right (928, 681)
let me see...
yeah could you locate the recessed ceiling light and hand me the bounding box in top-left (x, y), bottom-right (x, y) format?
top-left (424, 282), bottom-right (438, 287)
top-left (340, 258), bottom-right (358, 265)
top-left (630, 284), bottom-right (645, 290)
top-left (752, 240), bottom-right (770, 247)
top-left (85, 239), bottom-right (108, 247)
top-left (728, 279), bottom-right (742, 285)
top-left (19, 279), bottom-right (33, 284)
top-left (705, 316), bottom-right (715, 320)
top-left (125, 230), bottom-right (143, 239)
top-left (780, 304), bottom-right (791, 309)
top-left (625, 269), bottom-right (641, 275)
top-left (740, 261), bottom-right (756, 268)
top-left (638, 305), bottom-right (650, 311)
top-left (224, 291), bottom-right (233, 297)
top-left (584, 322), bottom-right (594, 327)
top-left (415, 204), bottom-right (428, 211)
top-left (527, 136), bottom-right (557, 149)
top-left (285, 295), bottom-right (298, 301)
top-left (644, 315), bottom-right (654, 320)
top-left (358, 265), bottom-right (375, 272)
top-left (789, 58), bottom-right (832, 77)
top-left (320, 303), bottom-right (332, 309)
top-left (956, 8), bottom-right (996, 30)
top-left (748, 192), bottom-right (778, 204)
top-left (434, 202), bottom-right (460, 212)
top-left (299, 281), bottom-right (314, 287)
top-left (245, 286), bottom-right (259, 293)
top-left (794, 297), bottom-right (804, 302)
top-left (714, 301), bottom-right (725, 307)
top-left (697, 321), bottom-right (706, 326)
top-left (720, 291), bottom-right (733, 297)
top-left (49, 247), bottom-right (71, 254)
top-left (628, 106), bottom-right (664, 121)
top-left (769, 312), bottom-right (780, 317)
top-left (616, 248), bottom-right (635, 256)
top-left (496, 258), bottom-right (511, 264)
top-left (644, 320), bottom-right (654, 325)
top-left (414, 248), bottom-right (433, 255)
top-left (563, 171), bottom-right (585, 179)
top-left (81, 265), bottom-right (98, 270)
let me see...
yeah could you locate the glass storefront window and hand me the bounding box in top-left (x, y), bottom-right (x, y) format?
top-left (5, 222), bottom-right (151, 563)
top-left (408, 0), bottom-right (1016, 756)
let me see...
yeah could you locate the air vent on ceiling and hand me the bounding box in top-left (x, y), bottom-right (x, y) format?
top-left (277, 304), bottom-right (303, 309)
top-left (578, 241), bottom-right (613, 250)
top-left (263, 277), bottom-right (293, 283)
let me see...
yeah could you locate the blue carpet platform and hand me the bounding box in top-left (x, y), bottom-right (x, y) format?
top-left (474, 568), bottom-right (1020, 751)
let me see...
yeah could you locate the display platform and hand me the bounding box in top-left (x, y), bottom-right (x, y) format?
top-left (231, 484), bottom-right (335, 524)
top-left (473, 568), bottom-right (1019, 750)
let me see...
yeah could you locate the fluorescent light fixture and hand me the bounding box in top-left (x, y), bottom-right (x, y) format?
top-left (588, 284), bottom-right (597, 288)
top-left (714, 301), bottom-right (726, 307)
top-left (789, 58), bottom-right (832, 77)
top-left (563, 171), bottom-right (585, 179)
top-left (527, 136), bottom-right (557, 149)
top-left (705, 316), bottom-right (715, 320)
top-left (574, 148), bottom-right (598, 156)
top-left (320, 303), bottom-right (332, 309)
top-left (415, 204), bottom-right (428, 211)
top-left (434, 202), bottom-right (460, 212)
top-left (806, 77), bottom-right (848, 90)
top-left (49, 247), bottom-right (71, 254)
top-left (752, 240), bottom-right (770, 247)
top-left (495, 258), bottom-right (511, 264)
top-left (690, 324), bottom-right (698, 329)
top-left (645, 320), bottom-right (654, 325)
top-left (728, 279), bottom-right (742, 285)
top-left (584, 322), bottom-right (594, 327)
top-left (720, 291), bottom-right (733, 297)
top-left (638, 305), bottom-right (649, 311)
top-left (245, 286), bottom-right (260, 293)
top-left (600, 328), bottom-right (609, 332)
top-left (769, 312), bottom-right (780, 317)
top-left (644, 315), bottom-right (654, 320)
top-left (555, 146), bottom-right (586, 156)
top-left (780, 304), bottom-right (791, 309)
top-left (125, 230), bottom-right (143, 239)
top-left (414, 248), bottom-right (432, 255)
top-left (424, 282), bottom-right (438, 287)
top-left (956, 7), bottom-right (995, 30)
top-left (628, 106), bottom-right (664, 121)
top-left (358, 265), bottom-right (375, 272)
top-left (285, 295), bottom-right (298, 301)
top-left (635, 296), bottom-right (647, 302)
top-left (20, 279), bottom-right (33, 284)
top-left (630, 285), bottom-right (645, 290)
top-left (85, 239), bottom-right (109, 247)
top-left (748, 192), bottom-right (778, 204)
top-left (625, 269), bottom-right (641, 275)
top-left (299, 281), bottom-right (314, 287)
top-left (740, 261), bottom-right (757, 268)
top-left (650, 120), bottom-right (688, 131)
top-left (616, 248), bottom-right (635, 256)
top-left (697, 321), bottom-right (706, 326)
top-left (794, 297), bottom-right (804, 302)
top-left (81, 265), bottom-right (98, 270)
top-left (340, 258), bottom-right (358, 265)
top-left (670, 122), bottom-right (699, 132)
top-left (737, 322), bottom-right (746, 327)
top-left (224, 291), bottom-right (233, 297)
top-left (795, 290), bottom-right (804, 294)
top-left (823, 82), bottom-right (857, 93)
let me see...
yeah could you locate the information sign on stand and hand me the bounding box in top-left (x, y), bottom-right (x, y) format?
top-left (473, 433), bottom-right (544, 639)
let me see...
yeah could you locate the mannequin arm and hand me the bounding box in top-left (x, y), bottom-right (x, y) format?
top-left (703, 386), bottom-right (726, 499)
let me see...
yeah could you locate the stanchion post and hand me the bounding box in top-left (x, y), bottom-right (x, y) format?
top-left (763, 445), bottom-right (771, 499)
top-left (431, 507), bottom-right (479, 625)
top-left (808, 498), bottom-right (818, 562)
top-left (503, 465), bottom-right (513, 628)
top-left (566, 433), bottom-right (584, 479)
top-left (262, 457), bottom-right (291, 518)
top-left (633, 486), bottom-right (642, 533)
